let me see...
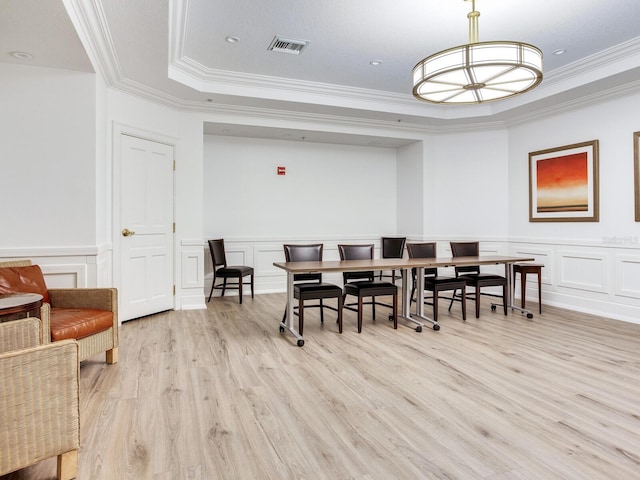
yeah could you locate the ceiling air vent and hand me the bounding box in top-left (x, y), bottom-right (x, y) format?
top-left (268, 35), bottom-right (309, 55)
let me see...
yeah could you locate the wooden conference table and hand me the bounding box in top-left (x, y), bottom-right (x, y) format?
top-left (274, 255), bottom-right (534, 346)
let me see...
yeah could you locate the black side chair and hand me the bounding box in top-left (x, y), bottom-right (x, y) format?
top-left (207, 239), bottom-right (254, 304)
top-left (338, 244), bottom-right (397, 333)
top-left (378, 236), bottom-right (406, 282)
top-left (406, 242), bottom-right (466, 322)
top-left (449, 241), bottom-right (507, 318)
top-left (281, 244), bottom-right (343, 335)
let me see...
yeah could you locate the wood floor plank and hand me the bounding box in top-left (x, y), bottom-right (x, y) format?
top-left (2, 294), bottom-right (640, 479)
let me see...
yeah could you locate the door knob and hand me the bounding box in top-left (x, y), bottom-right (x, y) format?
top-left (122, 228), bottom-right (136, 237)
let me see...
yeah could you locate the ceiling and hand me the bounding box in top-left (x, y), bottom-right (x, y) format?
top-left (3, 0), bottom-right (640, 147)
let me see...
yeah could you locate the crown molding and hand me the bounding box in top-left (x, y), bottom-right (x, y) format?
top-left (544, 36), bottom-right (640, 87)
top-left (68, 0), bottom-right (640, 136)
top-left (62, 0), bottom-right (122, 84)
top-left (505, 78), bottom-right (640, 127)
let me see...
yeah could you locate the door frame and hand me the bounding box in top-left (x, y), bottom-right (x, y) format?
top-left (112, 122), bottom-right (178, 321)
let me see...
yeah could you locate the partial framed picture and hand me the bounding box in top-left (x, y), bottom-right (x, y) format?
top-left (529, 140), bottom-right (599, 222)
top-left (634, 131), bottom-right (640, 221)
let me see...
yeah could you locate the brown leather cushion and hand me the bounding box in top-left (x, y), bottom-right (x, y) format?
top-left (50, 308), bottom-right (113, 341)
top-left (0, 265), bottom-right (50, 304)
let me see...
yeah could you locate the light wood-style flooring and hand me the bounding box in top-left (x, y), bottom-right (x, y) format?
top-left (3, 293), bottom-right (640, 479)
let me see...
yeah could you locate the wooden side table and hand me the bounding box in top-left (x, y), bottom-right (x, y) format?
top-left (0, 293), bottom-right (43, 322)
top-left (512, 263), bottom-right (544, 314)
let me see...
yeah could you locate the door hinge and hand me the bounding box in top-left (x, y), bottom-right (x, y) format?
top-left (173, 159), bottom-right (176, 171)
top-left (173, 222), bottom-right (176, 233)
top-left (173, 285), bottom-right (176, 295)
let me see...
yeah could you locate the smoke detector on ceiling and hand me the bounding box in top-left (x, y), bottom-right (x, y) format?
top-left (268, 35), bottom-right (309, 55)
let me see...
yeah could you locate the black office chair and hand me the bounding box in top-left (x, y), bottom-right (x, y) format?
top-left (207, 239), bottom-right (254, 304)
top-left (281, 244), bottom-right (343, 335)
top-left (338, 244), bottom-right (397, 333)
top-left (406, 242), bottom-right (466, 322)
top-left (378, 236), bottom-right (406, 282)
top-left (449, 241), bottom-right (507, 318)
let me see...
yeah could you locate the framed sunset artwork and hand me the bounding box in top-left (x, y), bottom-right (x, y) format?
top-left (529, 140), bottom-right (599, 222)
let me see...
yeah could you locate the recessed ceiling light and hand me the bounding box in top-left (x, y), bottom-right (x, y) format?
top-left (10, 51), bottom-right (32, 60)
top-left (370, 60), bottom-right (383, 66)
top-left (553, 49), bottom-right (566, 55)
top-left (225, 36), bottom-right (239, 44)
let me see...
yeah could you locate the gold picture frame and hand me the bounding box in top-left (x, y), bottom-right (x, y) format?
top-left (529, 140), bottom-right (599, 222)
top-left (634, 131), bottom-right (640, 221)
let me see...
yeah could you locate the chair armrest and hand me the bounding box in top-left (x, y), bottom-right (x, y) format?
top-left (0, 340), bottom-right (79, 476)
top-left (48, 288), bottom-right (118, 318)
top-left (0, 317), bottom-right (40, 353)
top-left (39, 303), bottom-right (52, 344)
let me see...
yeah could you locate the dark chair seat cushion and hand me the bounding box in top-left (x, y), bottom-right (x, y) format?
top-left (217, 266), bottom-right (254, 277)
top-left (458, 273), bottom-right (505, 284)
top-left (50, 308), bottom-right (114, 341)
top-left (295, 282), bottom-right (343, 300)
top-left (344, 281), bottom-right (397, 297)
top-left (425, 276), bottom-right (466, 287)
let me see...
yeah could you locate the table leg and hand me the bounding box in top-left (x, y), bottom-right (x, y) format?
top-left (396, 269), bottom-right (427, 332)
top-left (537, 270), bottom-right (542, 314)
top-left (279, 271), bottom-right (305, 346)
top-left (411, 267), bottom-right (440, 331)
top-left (505, 263), bottom-right (533, 319)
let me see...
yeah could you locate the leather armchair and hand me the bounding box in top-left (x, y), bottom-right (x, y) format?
top-left (0, 318), bottom-right (80, 480)
top-left (0, 260), bottom-right (119, 363)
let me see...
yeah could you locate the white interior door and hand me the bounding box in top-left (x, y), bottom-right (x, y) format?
top-left (119, 134), bottom-right (174, 321)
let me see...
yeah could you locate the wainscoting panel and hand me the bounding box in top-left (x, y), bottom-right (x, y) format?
top-left (180, 240), bottom-right (206, 310)
top-left (225, 243), bottom-right (254, 267)
top-left (181, 248), bottom-right (203, 289)
top-left (255, 243), bottom-right (288, 293)
top-left (200, 237), bottom-right (640, 324)
top-left (40, 263), bottom-right (87, 288)
top-left (205, 236), bottom-right (383, 296)
top-left (510, 246), bottom-right (553, 284)
top-left (254, 243), bottom-right (285, 276)
top-left (509, 245), bottom-right (553, 304)
top-left (615, 254), bottom-right (640, 299)
top-left (557, 250), bottom-right (608, 294)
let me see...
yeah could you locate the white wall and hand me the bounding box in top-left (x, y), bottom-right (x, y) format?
top-left (507, 93), bottom-right (640, 323)
top-left (203, 135), bottom-right (397, 239)
top-left (0, 63), bottom-right (108, 289)
top-left (3, 61), bottom-right (639, 323)
top-left (0, 67), bottom-right (206, 307)
top-left (203, 134), bottom-right (398, 292)
top-left (0, 63), bottom-right (97, 249)
top-left (431, 128), bottom-right (510, 239)
top-left (396, 141), bottom-right (425, 238)
top-left (509, 94), bottom-right (640, 240)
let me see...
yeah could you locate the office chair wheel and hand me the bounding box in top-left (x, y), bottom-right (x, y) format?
top-left (297, 339), bottom-right (305, 347)
top-left (415, 325), bottom-right (422, 332)
top-left (491, 304), bottom-right (497, 312)
top-left (279, 325), bottom-right (285, 333)
top-left (432, 323), bottom-right (440, 331)
top-left (526, 313), bottom-right (534, 319)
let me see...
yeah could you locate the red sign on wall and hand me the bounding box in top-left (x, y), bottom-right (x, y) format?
top-left (277, 166), bottom-right (286, 175)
